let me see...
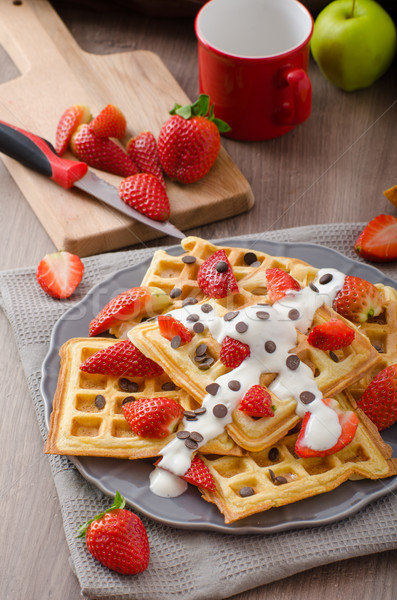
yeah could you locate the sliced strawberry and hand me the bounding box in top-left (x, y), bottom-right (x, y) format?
top-left (122, 396), bottom-right (184, 439)
top-left (239, 385), bottom-right (275, 417)
top-left (219, 336), bottom-right (250, 368)
top-left (71, 124), bottom-right (139, 177)
top-left (295, 397), bottom-right (359, 458)
top-left (307, 319), bottom-right (355, 351)
top-left (196, 250), bottom-right (239, 299)
top-left (118, 173), bottom-right (170, 222)
top-left (89, 104), bottom-right (127, 139)
top-left (357, 364), bottom-right (397, 431)
top-left (126, 131), bottom-right (165, 187)
top-left (265, 268), bottom-right (301, 303)
top-left (55, 104), bottom-right (92, 156)
top-left (89, 286), bottom-right (170, 337)
top-left (332, 275), bottom-right (382, 323)
top-left (354, 214), bottom-right (397, 263)
top-left (182, 455), bottom-right (216, 491)
top-left (80, 340), bottom-right (163, 377)
top-left (36, 250), bottom-right (84, 299)
top-left (158, 315), bottom-right (192, 345)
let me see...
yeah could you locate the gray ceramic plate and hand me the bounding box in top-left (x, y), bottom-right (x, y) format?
top-left (41, 238), bottom-right (397, 534)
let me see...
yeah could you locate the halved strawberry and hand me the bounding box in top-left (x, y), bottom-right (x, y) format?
top-left (354, 214), bottom-right (397, 263)
top-left (307, 319), bottom-right (355, 351)
top-left (36, 250), bottom-right (84, 299)
top-left (71, 124), bottom-right (139, 177)
top-left (239, 385), bottom-right (275, 417)
top-left (126, 131), bottom-right (165, 187)
top-left (295, 397), bottom-right (359, 457)
top-left (122, 396), bottom-right (184, 439)
top-left (80, 340), bottom-right (163, 377)
top-left (357, 364), bottom-right (397, 431)
top-left (265, 268), bottom-right (301, 303)
top-left (182, 455), bottom-right (216, 491)
top-left (55, 104), bottom-right (92, 156)
top-left (332, 275), bottom-right (382, 323)
top-left (157, 315), bottom-right (192, 344)
top-left (196, 250), bottom-right (239, 298)
top-left (219, 336), bottom-right (250, 368)
top-left (118, 173), bottom-right (170, 222)
top-left (89, 104), bottom-right (127, 139)
top-left (89, 286), bottom-right (170, 337)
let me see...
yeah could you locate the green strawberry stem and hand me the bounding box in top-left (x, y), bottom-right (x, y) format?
top-left (170, 94), bottom-right (231, 133)
top-left (350, 0), bottom-right (355, 18)
top-left (77, 491), bottom-right (126, 538)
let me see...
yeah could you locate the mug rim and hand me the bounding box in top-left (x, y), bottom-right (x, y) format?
top-left (195, 0), bottom-right (314, 62)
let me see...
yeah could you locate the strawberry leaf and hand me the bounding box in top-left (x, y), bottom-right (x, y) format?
top-left (77, 491), bottom-right (126, 538)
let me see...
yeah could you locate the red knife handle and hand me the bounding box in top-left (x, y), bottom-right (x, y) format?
top-left (0, 120), bottom-right (88, 189)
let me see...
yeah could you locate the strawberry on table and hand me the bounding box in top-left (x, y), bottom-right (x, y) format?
top-left (239, 385), bottom-right (275, 418)
top-left (182, 455), bottom-right (216, 491)
top-left (357, 364), bottom-right (397, 431)
top-left (77, 491), bottom-right (149, 575)
top-left (80, 339), bottom-right (163, 377)
top-left (126, 131), bottom-right (165, 187)
top-left (220, 336), bottom-right (250, 368)
top-left (333, 275), bottom-right (382, 323)
top-left (118, 173), bottom-right (170, 222)
top-left (157, 94), bottom-right (230, 184)
top-left (55, 104), bottom-right (92, 156)
top-left (71, 124), bottom-right (139, 177)
top-left (265, 268), bottom-right (301, 303)
top-left (158, 314), bottom-right (192, 345)
top-left (122, 396), bottom-right (184, 439)
top-left (89, 104), bottom-right (127, 139)
top-left (354, 214), bottom-right (397, 263)
top-left (197, 249), bottom-right (239, 298)
top-left (307, 319), bottom-right (355, 351)
top-left (36, 250), bottom-right (84, 299)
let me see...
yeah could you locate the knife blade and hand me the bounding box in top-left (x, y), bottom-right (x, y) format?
top-left (0, 120), bottom-right (185, 240)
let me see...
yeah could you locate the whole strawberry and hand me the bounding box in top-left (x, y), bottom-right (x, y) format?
top-left (78, 491), bottom-right (149, 575)
top-left (122, 396), bottom-right (184, 439)
top-left (157, 94), bottom-right (230, 184)
top-left (119, 173), bottom-right (170, 222)
top-left (357, 364), bottom-right (397, 431)
top-left (333, 275), bottom-right (382, 323)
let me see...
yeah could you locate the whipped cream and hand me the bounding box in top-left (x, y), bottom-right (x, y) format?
top-left (150, 268), bottom-right (346, 496)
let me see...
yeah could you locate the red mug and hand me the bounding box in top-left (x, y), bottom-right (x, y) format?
top-left (195, 0), bottom-right (313, 141)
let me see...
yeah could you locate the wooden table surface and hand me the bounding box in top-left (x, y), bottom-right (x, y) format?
top-left (0, 2), bottom-right (396, 599)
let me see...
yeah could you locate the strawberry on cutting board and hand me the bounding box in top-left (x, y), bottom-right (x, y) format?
top-left (332, 275), bottom-right (382, 323)
top-left (55, 104), bottom-right (92, 156)
top-left (354, 214), bottom-right (397, 263)
top-left (78, 491), bottom-right (149, 575)
top-left (89, 104), bottom-right (127, 139)
top-left (80, 339), bottom-right (163, 377)
top-left (36, 250), bottom-right (84, 299)
top-left (357, 364), bottom-right (397, 431)
top-left (157, 94), bottom-right (230, 184)
top-left (122, 396), bottom-right (184, 439)
top-left (118, 173), bottom-right (170, 222)
top-left (126, 131), bottom-right (165, 187)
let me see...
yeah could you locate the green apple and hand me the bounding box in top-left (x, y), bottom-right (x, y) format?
top-left (311, 0), bottom-right (397, 91)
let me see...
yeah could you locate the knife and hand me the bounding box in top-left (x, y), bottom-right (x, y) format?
top-left (0, 120), bottom-right (185, 240)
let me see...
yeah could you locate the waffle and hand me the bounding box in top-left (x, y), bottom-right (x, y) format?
top-left (197, 391), bottom-right (397, 523)
top-left (44, 338), bottom-right (242, 459)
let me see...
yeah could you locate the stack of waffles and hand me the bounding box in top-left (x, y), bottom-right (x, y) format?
top-left (45, 236), bottom-right (397, 523)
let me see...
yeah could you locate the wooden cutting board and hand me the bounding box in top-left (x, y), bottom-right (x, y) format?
top-left (0, 0), bottom-right (254, 257)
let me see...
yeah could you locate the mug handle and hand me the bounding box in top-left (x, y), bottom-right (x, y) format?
top-left (273, 67), bottom-right (312, 126)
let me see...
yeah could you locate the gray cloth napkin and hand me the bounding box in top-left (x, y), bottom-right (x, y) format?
top-left (1, 223), bottom-right (396, 600)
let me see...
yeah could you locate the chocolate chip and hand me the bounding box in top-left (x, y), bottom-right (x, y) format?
top-left (215, 261), bottom-right (228, 273)
top-left (275, 476), bottom-right (288, 485)
top-left (184, 410), bottom-right (197, 419)
top-left (190, 431), bottom-right (204, 442)
top-left (195, 343), bottom-right (208, 356)
top-left (185, 415), bottom-right (198, 421)
top-left (309, 282), bottom-right (319, 293)
top-left (170, 287), bottom-right (182, 298)
top-left (182, 297), bottom-right (198, 307)
top-left (288, 309), bottom-right (300, 321)
top-left (372, 342), bottom-right (384, 353)
top-left (194, 354), bottom-right (207, 363)
top-left (193, 322), bottom-right (205, 334)
top-left (194, 407), bottom-right (207, 415)
top-left (268, 447), bottom-right (279, 461)
top-left (201, 303), bottom-right (213, 313)
top-left (224, 311), bottom-right (238, 322)
top-left (171, 335), bottom-right (181, 349)
top-left (176, 430), bottom-right (191, 439)
top-left (198, 357), bottom-right (214, 370)
top-left (250, 261), bottom-right (261, 268)
top-left (235, 321), bottom-right (248, 333)
top-left (268, 468), bottom-right (276, 482)
top-left (185, 438), bottom-right (199, 449)
top-left (161, 381), bottom-right (176, 391)
top-left (119, 378), bottom-right (139, 393)
top-left (239, 486), bottom-right (255, 497)
top-left (205, 383), bottom-right (220, 396)
top-left (256, 311), bottom-right (270, 320)
top-left (94, 394), bottom-right (106, 409)
top-left (243, 252), bottom-right (257, 265)
top-left (319, 273), bottom-right (333, 285)
top-left (187, 313), bottom-right (200, 322)
top-left (228, 380), bottom-right (241, 392)
top-left (300, 391), bottom-right (316, 404)
top-left (286, 354), bottom-right (300, 370)
top-left (182, 255), bottom-right (196, 264)
top-left (213, 403), bottom-right (228, 418)
top-left (122, 396), bottom-right (136, 405)
top-left (265, 340), bottom-right (276, 353)
top-left (329, 351), bottom-right (340, 362)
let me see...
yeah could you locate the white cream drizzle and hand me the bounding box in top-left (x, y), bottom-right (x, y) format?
top-left (149, 268), bottom-right (346, 498)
